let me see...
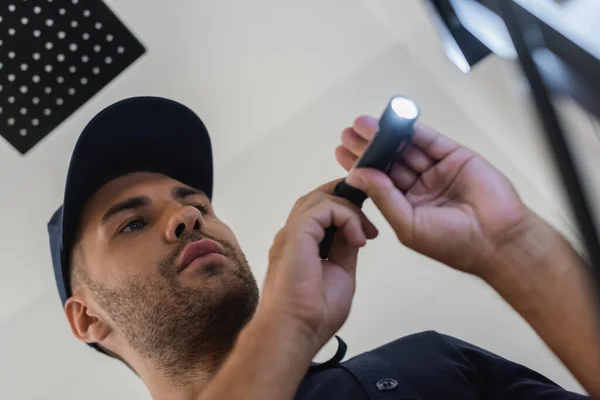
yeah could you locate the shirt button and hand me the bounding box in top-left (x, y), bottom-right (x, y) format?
top-left (376, 378), bottom-right (398, 391)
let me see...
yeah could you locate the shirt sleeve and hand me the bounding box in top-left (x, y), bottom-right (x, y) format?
top-left (440, 333), bottom-right (589, 400)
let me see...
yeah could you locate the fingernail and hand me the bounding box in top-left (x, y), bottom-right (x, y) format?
top-left (345, 171), bottom-right (364, 189)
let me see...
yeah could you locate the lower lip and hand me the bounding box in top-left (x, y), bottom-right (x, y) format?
top-left (181, 253), bottom-right (226, 274)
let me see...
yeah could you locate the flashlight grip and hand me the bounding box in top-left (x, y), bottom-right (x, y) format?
top-left (319, 180), bottom-right (367, 259)
top-left (334, 180), bottom-right (368, 207)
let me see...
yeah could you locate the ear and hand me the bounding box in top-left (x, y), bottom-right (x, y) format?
top-left (65, 294), bottom-right (112, 343)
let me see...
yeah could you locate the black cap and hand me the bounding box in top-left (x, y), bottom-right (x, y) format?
top-left (47, 97), bottom-right (213, 350)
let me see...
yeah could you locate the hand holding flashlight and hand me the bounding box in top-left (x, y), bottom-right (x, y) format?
top-left (319, 96), bottom-right (420, 259)
top-left (336, 119), bottom-right (600, 399)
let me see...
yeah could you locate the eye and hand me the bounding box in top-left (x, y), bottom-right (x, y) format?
top-left (192, 204), bottom-right (209, 214)
top-left (119, 217), bottom-right (147, 233)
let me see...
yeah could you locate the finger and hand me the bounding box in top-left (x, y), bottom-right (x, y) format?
top-left (341, 127), bottom-right (369, 158)
top-left (411, 123), bottom-right (460, 161)
top-left (353, 115), bottom-right (379, 141)
top-left (354, 204), bottom-right (378, 239)
top-left (323, 193), bottom-right (379, 240)
top-left (290, 197), bottom-right (367, 247)
top-left (326, 231), bottom-right (359, 276)
top-left (345, 168), bottom-right (414, 243)
top-left (309, 200), bottom-right (367, 247)
top-left (400, 145), bottom-right (435, 173)
top-left (326, 196), bottom-right (378, 241)
top-left (389, 162), bottom-right (418, 191)
top-left (340, 211), bottom-right (367, 248)
top-left (299, 178), bottom-right (378, 240)
top-left (406, 146), bottom-right (476, 200)
top-left (314, 178), bottom-right (345, 196)
top-left (291, 179), bottom-right (344, 219)
top-left (335, 145), bottom-right (358, 172)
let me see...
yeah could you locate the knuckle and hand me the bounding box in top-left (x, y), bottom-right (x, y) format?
top-left (367, 174), bottom-right (395, 199)
top-left (378, 173), bottom-right (396, 191)
top-left (340, 197), bottom-right (361, 212)
top-left (297, 190), bottom-right (322, 206)
top-left (321, 197), bottom-right (343, 214)
top-left (341, 128), bottom-right (354, 144)
top-left (273, 228), bottom-right (284, 243)
top-left (330, 194), bottom-right (360, 214)
top-left (293, 195), bottom-right (306, 209)
top-left (270, 229), bottom-right (287, 256)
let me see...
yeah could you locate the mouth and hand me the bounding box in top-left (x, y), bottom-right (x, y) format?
top-left (178, 239), bottom-right (226, 273)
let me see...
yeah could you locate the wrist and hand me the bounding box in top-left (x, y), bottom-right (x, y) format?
top-left (202, 309), bottom-right (317, 400)
top-left (480, 210), bottom-right (559, 285)
top-left (238, 307), bottom-right (320, 366)
top-left (203, 308), bottom-right (317, 399)
top-left (477, 211), bottom-right (600, 397)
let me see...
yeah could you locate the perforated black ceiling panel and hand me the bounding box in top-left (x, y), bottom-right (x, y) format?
top-left (0, 0), bottom-right (145, 154)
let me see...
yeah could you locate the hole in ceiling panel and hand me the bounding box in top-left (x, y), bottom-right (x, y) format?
top-left (0, 0), bottom-right (145, 154)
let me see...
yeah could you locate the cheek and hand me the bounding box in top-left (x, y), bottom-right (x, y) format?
top-left (107, 236), bottom-right (166, 279)
top-left (205, 220), bottom-right (241, 247)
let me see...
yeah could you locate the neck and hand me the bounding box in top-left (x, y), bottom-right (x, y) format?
top-left (132, 351), bottom-right (230, 400)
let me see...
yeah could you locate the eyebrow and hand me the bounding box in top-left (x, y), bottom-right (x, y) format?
top-left (101, 196), bottom-right (151, 225)
top-left (100, 186), bottom-right (206, 225)
top-left (172, 186), bottom-right (205, 200)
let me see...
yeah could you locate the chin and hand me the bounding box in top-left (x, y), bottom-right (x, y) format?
top-left (180, 258), bottom-right (247, 287)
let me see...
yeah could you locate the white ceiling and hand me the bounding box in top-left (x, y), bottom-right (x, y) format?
top-left (1, 0), bottom-right (597, 398)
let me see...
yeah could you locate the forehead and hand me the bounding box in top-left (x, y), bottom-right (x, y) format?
top-left (81, 172), bottom-right (207, 222)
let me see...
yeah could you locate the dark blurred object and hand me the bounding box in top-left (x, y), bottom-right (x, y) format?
top-left (0, 0), bottom-right (145, 154)
top-left (425, 0), bottom-right (600, 293)
top-left (424, 0), bottom-right (491, 72)
top-left (425, 0), bottom-right (600, 118)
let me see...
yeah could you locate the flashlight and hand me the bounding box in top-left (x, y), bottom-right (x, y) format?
top-left (319, 96), bottom-right (420, 259)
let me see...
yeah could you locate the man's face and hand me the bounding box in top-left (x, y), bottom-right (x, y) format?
top-left (75, 172), bottom-right (259, 378)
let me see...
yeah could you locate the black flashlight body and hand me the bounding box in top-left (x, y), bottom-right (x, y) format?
top-left (319, 97), bottom-right (419, 259)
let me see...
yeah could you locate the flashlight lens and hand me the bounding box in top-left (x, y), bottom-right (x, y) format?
top-left (391, 97), bottom-right (419, 120)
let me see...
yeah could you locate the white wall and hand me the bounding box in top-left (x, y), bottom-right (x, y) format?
top-left (0, 0), bottom-right (590, 398)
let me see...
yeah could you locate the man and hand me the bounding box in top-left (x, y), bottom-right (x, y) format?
top-left (48, 97), bottom-right (600, 399)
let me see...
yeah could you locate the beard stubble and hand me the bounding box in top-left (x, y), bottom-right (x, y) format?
top-left (88, 231), bottom-right (260, 385)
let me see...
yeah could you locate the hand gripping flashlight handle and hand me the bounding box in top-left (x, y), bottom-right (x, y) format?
top-left (318, 181), bottom-right (368, 259)
top-left (319, 96), bottom-right (420, 260)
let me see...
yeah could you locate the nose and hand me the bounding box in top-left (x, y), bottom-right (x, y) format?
top-left (165, 205), bottom-right (203, 243)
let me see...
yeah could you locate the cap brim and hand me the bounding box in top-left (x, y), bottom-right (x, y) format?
top-left (57, 96), bottom-right (213, 305)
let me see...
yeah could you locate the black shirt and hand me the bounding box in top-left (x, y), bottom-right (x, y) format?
top-left (295, 331), bottom-right (587, 399)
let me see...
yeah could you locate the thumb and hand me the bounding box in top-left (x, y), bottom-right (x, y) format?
top-left (344, 168), bottom-right (414, 243)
